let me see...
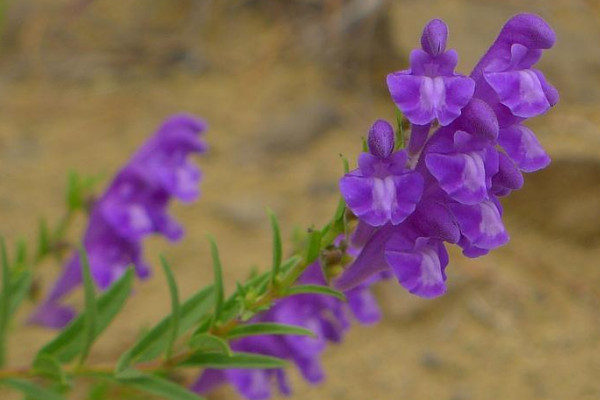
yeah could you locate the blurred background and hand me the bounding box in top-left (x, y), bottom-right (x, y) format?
top-left (0, 0), bottom-right (599, 399)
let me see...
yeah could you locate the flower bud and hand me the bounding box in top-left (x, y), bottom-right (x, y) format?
top-left (367, 119), bottom-right (395, 159)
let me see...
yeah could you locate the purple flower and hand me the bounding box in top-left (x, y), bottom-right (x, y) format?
top-left (471, 13), bottom-right (559, 124)
top-left (336, 14), bottom-right (557, 299)
top-left (387, 19), bottom-right (475, 126)
top-left (30, 114), bottom-right (206, 328)
top-left (339, 120), bottom-right (424, 227)
top-left (193, 262), bottom-right (384, 400)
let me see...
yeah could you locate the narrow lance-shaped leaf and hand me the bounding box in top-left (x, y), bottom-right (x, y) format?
top-left (304, 230), bottom-right (322, 265)
top-left (0, 238), bottom-right (10, 366)
top-left (78, 248), bottom-right (97, 365)
top-left (188, 333), bottom-right (232, 356)
top-left (116, 373), bottom-right (206, 400)
top-left (160, 255), bottom-right (180, 360)
top-left (208, 236), bottom-right (224, 328)
top-left (267, 209), bottom-right (282, 285)
top-left (395, 108), bottom-right (406, 150)
top-left (0, 379), bottom-right (67, 400)
top-left (180, 352), bottom-right (287, 369)
top-left (38, 268), bottom-right (134, 363)
top-left (115, 285), bottom-right (214, 371)
top-left (9, 270), bottom-right (32, 315)
top-left (36, 218), bottom-right (51, 260)
top-left (286, 284), bottom-right (346, 301)
top-left (227, 322), bottom-right (316, 339)
top-left (32, 354), bottom-right (69, 386)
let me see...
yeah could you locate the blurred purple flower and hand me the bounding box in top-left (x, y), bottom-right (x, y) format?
top-left (193, 262), bottom-right (384, 400)
top-left (30, 114), bottom-right (206, 328)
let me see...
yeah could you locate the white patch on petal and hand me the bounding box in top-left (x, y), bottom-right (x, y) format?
top-left (419, 246), bottom-right (442, 287)
top-left (518, 70), bottom-right (546, 106)
top-left (479, 201), bottom-right (503, 238)
top-left (128, 204), bottom-right (152, 231)
top-left (419, 76), bottom-right (446, 112)
top-left (175, 167), bottom-right (197, 195)
top-left (372, 176), bottom-right (397, 220)
top-left (461, 153), bottom-right (485, 192)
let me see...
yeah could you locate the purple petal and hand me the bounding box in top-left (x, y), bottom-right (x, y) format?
top-left (346, 287), bottom-right (382, 325)
top-left (437, 76), bottom-right (476, 126)
top-left (450, 200), bottom-right (509, 251)
top-left (27, 302), bottom-right (76, 329)
top-left (492, 152), bottom-right (524, 196)
top-left (426, 151), bottom-right (487, 205)
top-left (387, 73), bottom-right (474, 126)
top-left (410, 196), bottom-right (460, 243)
top-left (227, 369), bottom-right (272, 400)
top-left (335, 226), bottom-right (393, 291)
top-left (339, 172), bottom-right (423, 227)
top-left (498, 125), bottom-right (550, 172)
top-left (484, 69), bottom-right (551, 118)
top-left (385, 236), bottom-right (448, 298)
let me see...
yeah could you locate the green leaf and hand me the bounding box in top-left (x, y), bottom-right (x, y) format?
top-left (117, 373), bottom-right (205, 400)
top-left (160, 256), bottom-right (180, 360)
top-left (208, 236), bottom-right (224, 327)
top-left (116, 285), bottom-right (214, 372)
top-left (304, 230), bottom-right (322, 264)
top-left (32, 354), bottom-right (69, 386)
top-left (9, 269), bottom-right (32, 315)
top-left (286, 284), bottom-right (346, 301)
top-left (66, 171), bottom-right (81, 211)
top-left (280, 255), bottom-right (302, 275)
top-left (180, 352), bottom-right (287, 369)
top-left (79, 249), bottom-right (97, 365)
top-left (395, 108), bottom-right (405, 150)
top-left (36, 218), bottom-right (51, 260)
top-left (0, 238), bottom-right (10, 366)
top-left (188, 333), bottom-right (232, 356)
top-left (38, 268), bottom-right (134, 363)
top-left (227, 323), bottom-right (316, 339)
top-left (267, 209), bottom-right (282, 285)
top-left (13, 238), bottom-right (27, 268)
top-left (0, 379), bottom-right (67, 400)
top-left (340, 154), bottom-right (350, 174)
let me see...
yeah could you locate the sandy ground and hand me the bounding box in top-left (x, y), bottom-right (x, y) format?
top-left (0, 1), bottom-right (600, 399)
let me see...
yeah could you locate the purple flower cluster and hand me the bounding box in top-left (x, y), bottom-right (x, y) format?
top-left (193, 262), bottom-right (384, 400)
top-left (336, 14), bottom-right (557, 298)
top-left (30, 114), bottom-right (207, 328)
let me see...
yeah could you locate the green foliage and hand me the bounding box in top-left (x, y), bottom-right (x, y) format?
top-left (66, 171), bottom-right (102, 212)
top-left (395, 108), bottom-right (405, 150)
top-left (180, 352), bottom-right (287, 369)
top-left (36, 218), bottom-right (51, 261)
top-left (267, 209), bottom-right (283, 285)
top-left (116, 285), bottom-right (214, 372)
top-left (116, 373), bottom-right (206, 400)
top-left (286, 284), bottom-right (346, 301)
top-left (79, 249), bottom-right (98, 365)
top-left (0, 238), bottom-right (10, 366)
top-left (188, 333), bottom-right (232, 356)
top-left (0, 378), bottom-right (67, 400)
top-left (160, 256), bottom-right (181, 361)
top-left (32, 354), bottom-right (69, 387)
top-left (37, 268), bottom-right (134, 363)
top-left (208, 236), bottom-right (225, 328)
top-left (226, 323), bottom-right (316, 339)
